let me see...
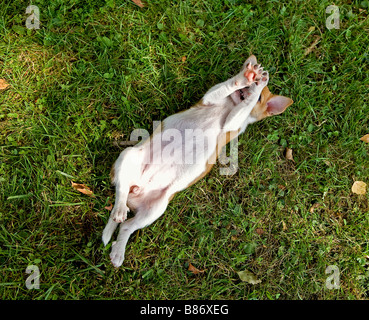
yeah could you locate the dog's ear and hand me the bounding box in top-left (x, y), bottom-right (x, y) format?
top-left (243, 55), bottom-right (257, 67)
top-left (266, 95), bottom-right (293, 116)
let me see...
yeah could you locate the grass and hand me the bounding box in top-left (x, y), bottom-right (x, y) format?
top-left (0, 0), bottom-right (368, 299)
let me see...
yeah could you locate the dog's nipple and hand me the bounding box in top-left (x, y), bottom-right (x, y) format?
top-left (130, 185), bottom-right (140, 194)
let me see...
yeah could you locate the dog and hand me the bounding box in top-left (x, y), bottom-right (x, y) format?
top-left (102, 55), bottom-right (293, 267)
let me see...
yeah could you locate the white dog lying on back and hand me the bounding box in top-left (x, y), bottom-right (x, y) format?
top-left (102, 55), bottom-right (293, 267)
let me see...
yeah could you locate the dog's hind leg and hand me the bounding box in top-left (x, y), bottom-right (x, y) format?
top-left (110, 146), bottom-right (145, 223)
top-left (102, 146), bottom-right (145, 246)
top-left (102, 217), bottom-right (119, 246)
top-left (109, 190), bottom-right (170, 267)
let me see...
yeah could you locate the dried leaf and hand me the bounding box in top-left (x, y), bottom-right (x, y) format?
top-left (323, 160), bottom-right (331, 166)
top-left (0, 79), bottom-right (10, 90)
top-left (304, 36), bottom-right (321, 56)
top-left (352, 181), bottom-right (367, 195)
top-left (71, 181), bottom-right (95, 197)
top-left (256, 228), bottom-right (264, 235)
top-left (285, 148), bottom-right (294, 161)
top-left (237, 270), bottom-right (261, 285)
top-left (188, 263), bottom-right (205, 275)
top-left (282, 220), bottom-right (287, 231)
top-left (309, 203), bottom-right (320, 213)
top-left (132, 0), bottom-right (144, 7)
top-left (360, 134), bottom-right (369, 143)
top-left (105, 203), bottom-right (113, 211)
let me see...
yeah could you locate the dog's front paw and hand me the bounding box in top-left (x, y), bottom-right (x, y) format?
top-left (242, 67), bottom-right (269, 96)
top-left (235, 62), bottom-right (261, 87)
top-left (110, 241), bottom-right (125, 268)
top-left (244, 62), bottom-right (258, 84)
top-left (254, 66), bottom-right (269, 88)
top-left (112, 203), bottom-right (129, 223)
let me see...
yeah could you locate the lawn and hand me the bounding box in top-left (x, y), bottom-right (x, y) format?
top-left (0, 0), bottom-right (368, 300)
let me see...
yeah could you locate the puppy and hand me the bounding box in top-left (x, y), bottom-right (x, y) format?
top-left (102, 55), bottom-right (293, 267)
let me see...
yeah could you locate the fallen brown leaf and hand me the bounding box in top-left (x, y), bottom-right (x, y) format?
top-left (132, 0), bottom-right (144, 7)
top-left (282, 220), bottom-right (287, 231)
top-left (360, 134), bottom-right (369, 143)
top-left (188, 263), bottom-right (205, 275)
top-left (323, 160), bottom-right (331, 166)
top-left (304, 36), bottom-right (321, 56)
top-left (0, 79), bottom-right (10, 90)
top-left (237, 269), bottom-right (261, 285)
top-left (71, 181), bottom-right (95, 197)
top-left (256, 228), bottom-right (264, 235)
top-left (352, 181), bottom-right (367, 195)
top-left (285, 148), bottom-right (294, 161)
top-left (309, 203), bottom-right (320, 213)
top-left (105, 203), bottom-right (113, 211)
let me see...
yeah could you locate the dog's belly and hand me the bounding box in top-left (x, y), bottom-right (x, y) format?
top-left (127, 161), bottom-right (208, 211)
top-left (142, 125), bottom-right (218, 190)
top-left (126, 110), bottom-right (224, 211)
top-left (141, 163), bottom-right (177, 190)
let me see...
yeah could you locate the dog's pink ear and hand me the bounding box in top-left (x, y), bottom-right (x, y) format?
top-left (266, 95), bottom-right (293, 116)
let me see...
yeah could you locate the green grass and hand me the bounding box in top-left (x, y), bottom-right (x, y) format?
top-left (0, 0), bottom-right (368, 299)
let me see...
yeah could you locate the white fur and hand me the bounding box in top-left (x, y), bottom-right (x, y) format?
top-left (102, 57), bottom-right (269, 267)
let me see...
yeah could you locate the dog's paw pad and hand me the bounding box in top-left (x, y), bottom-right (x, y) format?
top-left (242, 63), bottom-right (266, 86)
top-left (243, 68), bottom-right (256, 84)
top-left (256, 71), bottom-right (269, 87)
top-left (253, 64), bottom-right (261, 71)
top-left (253, 65), bottom-right (265, 78)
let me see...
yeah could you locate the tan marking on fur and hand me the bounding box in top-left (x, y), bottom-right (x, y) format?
top-left (168, 192), bottom-right (176, 202)
top-left (110, 162), bottom-right (116, 184)
top-left (250, 86), bottom-right (293, 121)
top-left (250, 86), bottom-right (272, 121)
